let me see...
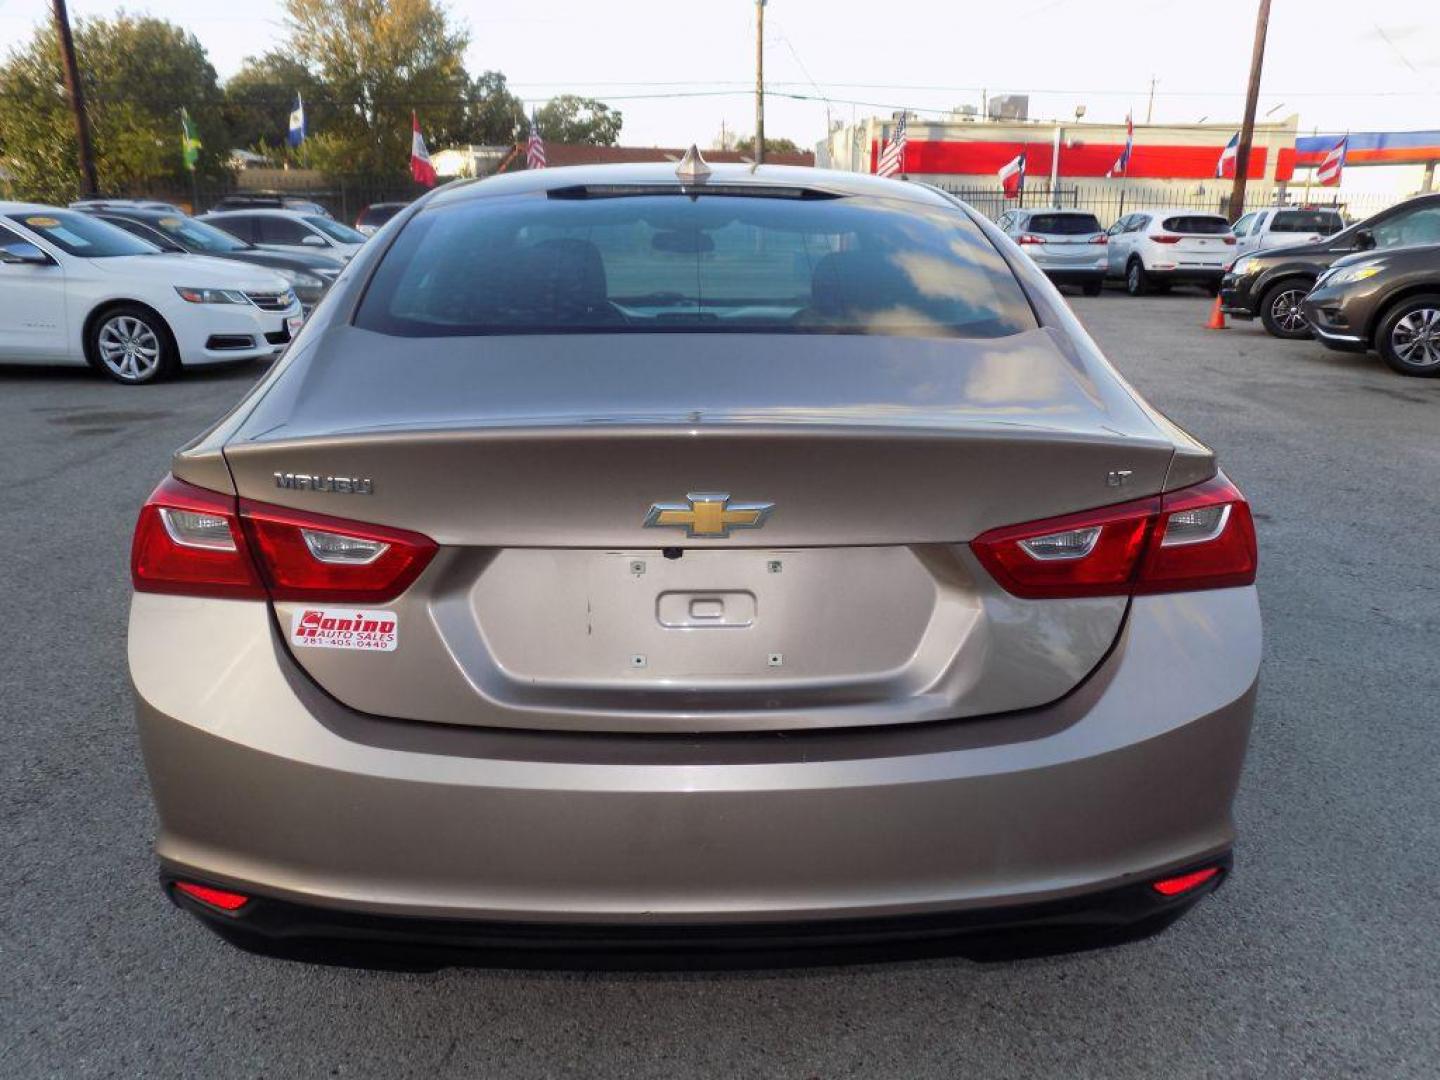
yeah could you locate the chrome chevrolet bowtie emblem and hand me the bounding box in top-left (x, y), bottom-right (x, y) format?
top-left (644, 492), bottom-right (774, 538)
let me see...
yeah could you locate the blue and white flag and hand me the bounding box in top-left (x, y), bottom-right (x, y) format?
top-left (288, 93), bottom-right (306, 147)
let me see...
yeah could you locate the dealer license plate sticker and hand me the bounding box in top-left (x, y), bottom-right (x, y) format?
top-left (291, 608), bottom-right (398, 651)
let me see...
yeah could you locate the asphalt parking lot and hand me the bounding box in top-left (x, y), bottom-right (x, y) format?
top-left (3, 293), bottom-right (1438, 1079)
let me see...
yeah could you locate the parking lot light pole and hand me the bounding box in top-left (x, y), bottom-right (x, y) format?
top-left (51, 0), bottom-right (98, 197)
top-left (1229, 0), bottom-right (1272, 220)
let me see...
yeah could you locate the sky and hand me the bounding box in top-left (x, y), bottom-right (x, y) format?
top-left (3, 0), bottom-right (1439, 152)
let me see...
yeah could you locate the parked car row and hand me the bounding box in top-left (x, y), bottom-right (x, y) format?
top-left (1001, 206), bottom-right (1237, 296)
top-left (0, 198), bottom-right (409, 385)
top-left (1221, 192), bottom-right (1440, 376)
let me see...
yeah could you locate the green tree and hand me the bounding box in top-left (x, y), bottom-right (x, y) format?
top-left (459, 70), bottom-right (526, 145)
top-left (279, 0), bottom-right (470, 178)
top-left (735, 135), bottom-right (801, 156)
top-left (534, 95), bottom-right (622, 146)
top-left (0, 14), bottom-right (225, 201)
top-left (223, 51), bottom-right (332, 161)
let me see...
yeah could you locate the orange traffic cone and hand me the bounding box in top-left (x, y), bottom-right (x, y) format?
top-left (1205, 295), bottom-right (1227, 330)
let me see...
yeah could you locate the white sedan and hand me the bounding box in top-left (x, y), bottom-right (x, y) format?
top-left (0, 203), bottom-right (303, 385)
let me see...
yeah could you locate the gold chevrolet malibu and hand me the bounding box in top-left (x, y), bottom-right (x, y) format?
top-left (129, 155), bottom-right (1259, 967)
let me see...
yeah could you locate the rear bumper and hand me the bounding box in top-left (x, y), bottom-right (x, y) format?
top-left (1037, 267), bottom-right (1106, 285)
top-left (166, 853), bottom-right (1231, 967)
top-left (132, 587), bottom-right (1259, 950)
top-left (1148, 267), bottom-right (1226, 286)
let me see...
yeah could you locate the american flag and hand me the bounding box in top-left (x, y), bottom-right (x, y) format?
top-left (876, 113), bottom-right (908, 178)
top-left (526, 117), bottom-right (546, 170)
top-left (1107, 113), bottom-right (1133, 178)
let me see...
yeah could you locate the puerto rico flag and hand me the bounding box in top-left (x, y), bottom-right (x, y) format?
top-left (1107, 114), bottom-right (1133, 178)
top-left (999, 151), bottom-right (1026, 199)
top-left (410, 111), bottom-right (436, 187)
top-left (1215, 132), bottom-right (1239, 178)
top-left (1316, 136), bottom-right (1347, 187)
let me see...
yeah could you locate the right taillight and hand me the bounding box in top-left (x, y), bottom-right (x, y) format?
top-left (971, 473), bottom-right (1256, 599)
top-left (131, 475), bottom-right (436, 602)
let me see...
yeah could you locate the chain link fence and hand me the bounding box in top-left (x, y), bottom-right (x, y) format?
top-left (103, 174), bottom-right (426, 222)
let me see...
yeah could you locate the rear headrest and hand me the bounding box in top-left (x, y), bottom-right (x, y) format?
top-left (808, 250), bottom-right (922, 318)
top-left (507, 237), bottom-right (610, 318)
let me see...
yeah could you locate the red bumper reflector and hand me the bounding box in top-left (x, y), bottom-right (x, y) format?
top-left (1151, 866), bottom-right (1221, 897)
top-left (175, 881), bottom-right (250, 911)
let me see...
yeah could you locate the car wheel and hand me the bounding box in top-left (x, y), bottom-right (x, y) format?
top-left (1125, 260), bottom-right (1148, 296)
top-left (1082, 280), bottom-right (1103, 297)
top-left (1375, 294), bottom-right (1440, 377)
top-left (89, 306), bottom-right (177, 385)
top-left (1259, 281), bottom-right (1312, 340)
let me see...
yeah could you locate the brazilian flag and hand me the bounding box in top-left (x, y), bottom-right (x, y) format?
top-left (180, 108), bottom-right (201, 172)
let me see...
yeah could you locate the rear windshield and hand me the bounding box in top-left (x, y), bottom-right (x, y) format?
top-left (355, 192), bottom-right (1037, 339)
top-left (358, 204), bottom-right (403, 225)
top-left (1271, 210), bottom-right (1343, 234)
top-left (1027, 213), bottom-right (1102, 235)
top-left (1162, 215), bottom-right (1231, 235)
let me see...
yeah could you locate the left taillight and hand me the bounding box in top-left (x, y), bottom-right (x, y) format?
top-left (132, 475), bottom-right (437, 603)
top-left (971, 473), bottom-right (1257, 600)
top-left (132, 475), bottom-right (265, 599)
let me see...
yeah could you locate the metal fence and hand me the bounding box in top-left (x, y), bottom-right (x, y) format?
top-left (935, 183), bottom-right (1405, 228)
top-left (105, 174), bottom-right (425, 223)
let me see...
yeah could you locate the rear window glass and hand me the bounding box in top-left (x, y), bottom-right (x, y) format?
top-left (1162, 215), bottom-right (1231, 235)
top-left (1270, 210), bottom-right (1343, 234)
top-left (355, 192), bottom-right (1037, 339)
top-left (1026, 213), bottom-right (1102, 235)
top-left (359, 204), bottom-right (403, 226)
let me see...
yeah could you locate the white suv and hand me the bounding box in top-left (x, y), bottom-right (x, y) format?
top-left (1106, 208), bottom-right (1236, 296)
top-left (201, 209), bottom-right (367, 261)
top-left (1230, 206), bottom-right (1345, 257)
top-left (0, 203), bottom-right (301, 385)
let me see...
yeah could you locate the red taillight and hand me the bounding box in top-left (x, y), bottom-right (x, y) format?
top-left (1151, 866), bottom-right (1221, 896)
top-left (1151, 234), bottom-right (1182, 244)
top-left (1221, 235), bottom-right (1238, 245)
top-left (174, 880), bottom-right (250, 911)
top-left (970, 473), bottom-right (1256, 600)
top-left (1090, 233), bottom-right (1108, 245)
top-left (132, 475), bottom-right (437, 603)
top-left (1017, 233), bottom-right (1044, 245)
top-left (132, 476), bottom-right (265, 599)
top-left (240, 499), bottom-right (437, 603)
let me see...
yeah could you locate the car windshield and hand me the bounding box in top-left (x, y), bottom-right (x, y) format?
top-left (303, 216), bottom-right (366, 243)
top-left (356, 191), bottom-right (1037, 339)
top-left (9, 210), bottom-right (159, 257)
top-left (150, 215), bottom-right (251, 252)
top-left (1162, 215), bottom-right (1231, 235)
top-left (1027, 213), bottom-right (1102, 235)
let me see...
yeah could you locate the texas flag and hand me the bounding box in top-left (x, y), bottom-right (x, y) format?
top-left (1215, 132), bottom-right (1239, 178)
top-left (1107, 114), bottom-right (1134, 178)
top-left (410, 111), bottom-right (436, 187)
top-left (1316, 136), bottom-right (1347, 187)
top-left (998, 151), bottom-right (1026, 199)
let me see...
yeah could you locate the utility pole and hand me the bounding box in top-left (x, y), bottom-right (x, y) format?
top-left (52, 0), bottom-right (98, 196)
top-left (1145, 77), bottom-right (1157, 125)
top-left (1229, 0), bottom-right (1272, 220)
top-left (754, 0), bottom-right (766, 164)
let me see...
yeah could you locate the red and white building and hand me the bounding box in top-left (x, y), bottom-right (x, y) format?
top-left (819, 113), bottom-right (1303, 202)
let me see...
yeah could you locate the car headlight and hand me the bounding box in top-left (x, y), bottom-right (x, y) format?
top-left (1228, 255), bottom-right (1255, 276)
top-left (175, 286), bottom-right (248, 304)
top-left (1324, 263), bottom-right (1383, 287)
top-left (273, 268), bottom-right (324, 289)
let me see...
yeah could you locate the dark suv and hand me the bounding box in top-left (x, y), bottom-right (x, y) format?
top-left (1219, 193), bottom-right (1440, 339)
